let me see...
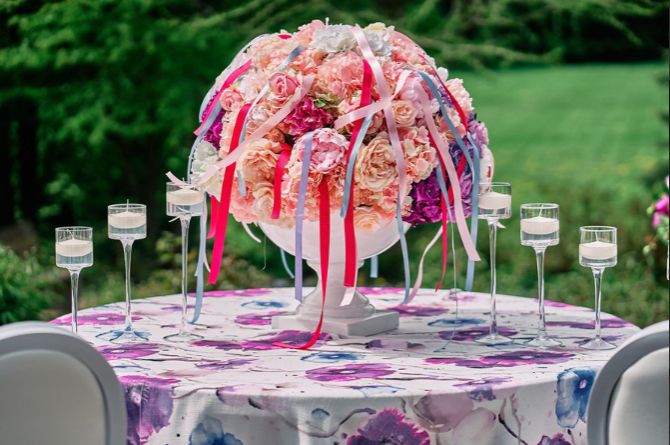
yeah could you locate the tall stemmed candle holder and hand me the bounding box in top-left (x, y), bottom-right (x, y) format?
top-left (101, 203), bottom-right (149, 343)
top-left (477, 182), bottom-right (513, 345)
top-left (579, 226), bottom-right (618, 350)
top-left (165, 182), bottom-right (205, 343)
top-left (55, 227), bottom-right (93, 334)
top-left (521, 204), bottom-right (562, 348)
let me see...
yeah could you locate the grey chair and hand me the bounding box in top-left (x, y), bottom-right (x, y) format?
top-left (0, 321), bottom-right (127, 445)
top-left (587, 320), bottom-right (669, 445)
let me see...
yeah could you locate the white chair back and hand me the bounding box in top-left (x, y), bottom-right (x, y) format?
top-left (0, 322), bottom-right (127, 445)
top-left (587, 320), bottom-right (669, 445)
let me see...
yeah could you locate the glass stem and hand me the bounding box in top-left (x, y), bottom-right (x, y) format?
top-left (69, 269), bottom-right (80, 334)
top-left (592, 267), bottom-right (605, 342)
top-left (122, 240), bottom-right (134, 333)
top-left (180, 216), bottom-right (191, 335)
top-left (488, 219), bottom-right (498, 338)
top-left (535, 247), bottom-right (547, 338)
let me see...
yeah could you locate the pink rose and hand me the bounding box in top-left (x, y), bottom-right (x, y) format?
top-left (655, 194), bottom-right (669, 216)
top-left (392, 100), bottom-right (418, 128)
top-left (291, 128), bottom-right (348, 175)
top-left (294, 20), bottom-right (326, 46)
top-left (354, 206), bottom-right (382, 235)
top-left (268, 72), bottom-right (298, 106)
top-left (315, 52), bottom-right (365, 99)
top-left (356, 134), bottom-right (398, 193)
top-left (220, 89), bottom-right (244, 112)
top-left (238, 138), bottom-right (282, 183)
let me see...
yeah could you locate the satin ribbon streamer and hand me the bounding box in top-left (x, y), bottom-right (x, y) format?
top-left (351, 25), bottom-right (412, 304)
top-left (293, 132), bottom-right (314, 303)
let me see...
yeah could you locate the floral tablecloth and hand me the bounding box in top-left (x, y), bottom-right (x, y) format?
top-left (51, 288), bottom-right (638, 445)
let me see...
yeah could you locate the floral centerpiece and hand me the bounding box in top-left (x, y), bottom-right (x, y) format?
top-left (190, 20), bottom-right (492, 234)
top-left (182, 20), bottom-right (493, 342)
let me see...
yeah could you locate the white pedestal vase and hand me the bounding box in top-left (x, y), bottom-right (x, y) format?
top-left (259, 214), bottom-right (410, 336)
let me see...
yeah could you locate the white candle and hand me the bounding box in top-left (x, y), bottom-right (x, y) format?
top-left (479, 191), bottom-right (511, 211)
top-left (521, 216), bottom-right (559, 235)
top-left (166, 188), bottom-right (204, 206)
top-left (579, 241), bottom-right (617, 260)
top-left (108, 211), bottom-right (146, 229)
top-left (56, 239), bottom-right (93, 257)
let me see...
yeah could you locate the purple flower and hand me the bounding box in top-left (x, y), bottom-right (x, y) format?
top-left (98, 343), bottom-right (160, 360)
top-left (443, 326), bottom-right (518, 342)
top-left (348, 409), bottom-right (430, 445)
top-left (189, 289), bottom-right (271, 298)
top-left (413, 391), bottom-right (474, 433)
top-left (556, 367), bottom-right (596, 428)
top-left (50, 312), bottom-right (140, 326)
top-left (426, 350), bottom-right (574, 369)
top-left (234, 311), bottom-right (287, 326)
top-left (537, 434), bottom-right (571, 445)
top-left (469, 120), bottom-right (489, 148)
top-left (306, 363), bottom-right (395, 382)
top-left (203, 113), bottom-right (225, 148)
top-left (120, 376), bottom-right (179, 445)
top-left (403, 169), bottom-right (442, 227)
top-left (547, 318), bottom-right (634, 329)
top-left (284, 99), bottom-right (334, 137)
top-left (366, 339), bottom-right (426, 351)
top-left (454, 377), bottom-right (514, 402)
top-left (190, 415), bottom-right (244, 445)
top-left (192, 340), bottom-right (244, 351)
top-left (388, 305), bottom-right (448, 317)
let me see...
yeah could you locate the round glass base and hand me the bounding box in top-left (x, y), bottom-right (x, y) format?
top-left (97, 329), bottom-right (150, 344)
top-left (164, 331), bottom-right (204, 343)
top-left (525, 335), bottom-right (562, 349)
top-left (580, 338), bottom-right (617, 350)
top-left (475, 333), bottom-right (514, 345)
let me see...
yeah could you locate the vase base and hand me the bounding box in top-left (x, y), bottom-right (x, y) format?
top-left (272, 310), bottom-right (399, 337)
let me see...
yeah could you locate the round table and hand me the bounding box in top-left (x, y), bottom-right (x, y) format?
top-left (51, 288), bottom-right (638, 445)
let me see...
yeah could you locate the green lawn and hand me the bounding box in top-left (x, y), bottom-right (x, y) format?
top-left (454, 63), bottom-right (667, 202)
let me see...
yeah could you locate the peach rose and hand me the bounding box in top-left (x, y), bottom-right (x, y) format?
top-left (356, 135), bottom-right (398, 193)
top-left (230, 177), bottom-right (258, 223)
top-left (400, 126), bottom-right (437, 182)
top-left (354, 206), bottom-right (382, 235)
top-left (238, 138), bottom-right (282, 183)
top-left (392, 100), bottom-right (418, 128)
top-left (445, 78), bottom-right (473, 117)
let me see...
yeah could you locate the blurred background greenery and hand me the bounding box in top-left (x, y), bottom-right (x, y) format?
top-left (0, 0), bottom-right (668, 327)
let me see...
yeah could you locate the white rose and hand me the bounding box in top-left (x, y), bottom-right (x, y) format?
top-left (312, 25), bottom-right (356, 54)
top-left (190, 141), bottom-right (223, 199)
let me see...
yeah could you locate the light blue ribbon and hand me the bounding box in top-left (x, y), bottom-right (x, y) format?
top-left (340, 114), bottom-right (374, 218)
top-left (370, 256), bottom-right (379, 279)
top-left (294, 131), bottom-right (315, 303)
top-left (236, 170), bottom-right (246, 197)
top-left (465, 132), bottom-right (481, 292)
top-left (280, 248), bottom-right (295, 279)
top-left (191, 194), bottom-right (208, 323)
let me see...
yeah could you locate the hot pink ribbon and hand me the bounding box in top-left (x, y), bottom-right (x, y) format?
top-left (196, 74), bottom-right (316, 186)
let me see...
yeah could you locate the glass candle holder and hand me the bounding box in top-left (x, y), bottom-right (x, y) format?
top-left (99, 203), bottom-right (149, 343)
top-left (521, 203), bottom-right (561, 348)
top-left (579, 226), bottom-right (618, 350)
top-left (55, 227), bottom-right (93, 334)
top-left (165, 182), bottom-right (205, 343)
top-left (476, 182), bottom-right (513, 345)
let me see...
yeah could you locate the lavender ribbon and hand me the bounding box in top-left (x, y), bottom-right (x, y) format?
top-left (370, 256), bottom-right (379, 279)
top-left (294, 131), bottom-right (315, 302)
top-left (340, 113), bottom-right (374, 218)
